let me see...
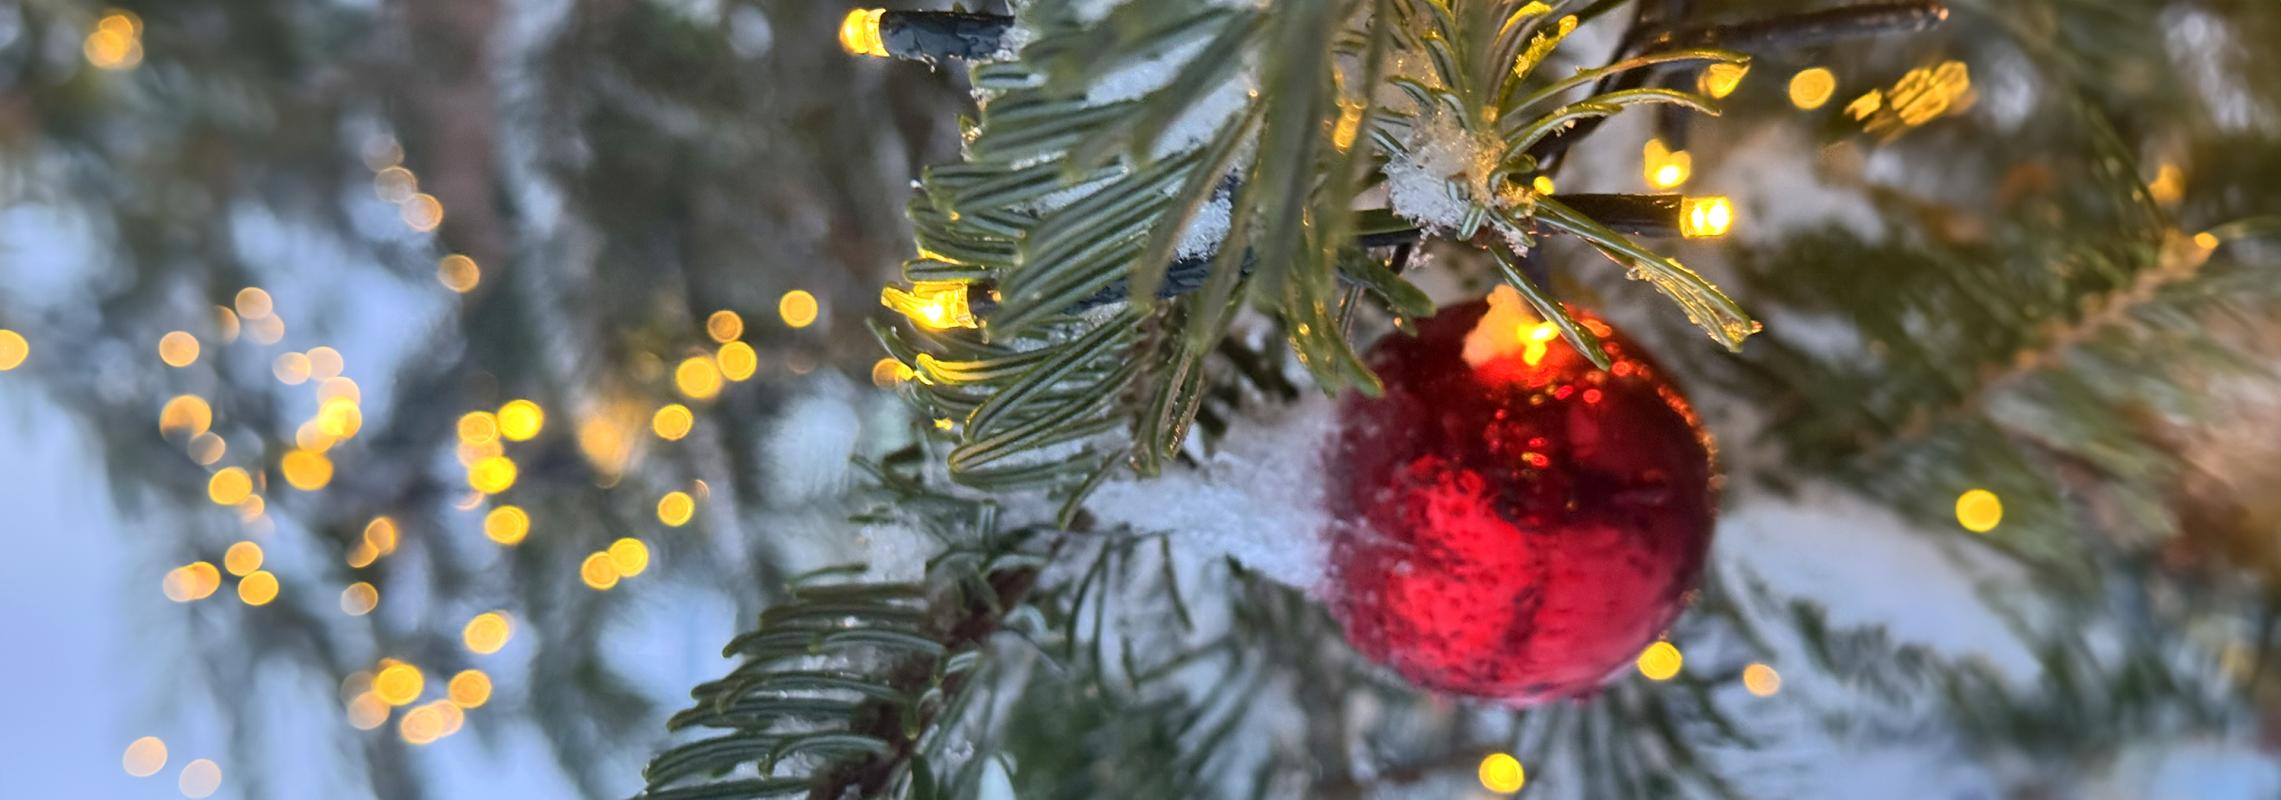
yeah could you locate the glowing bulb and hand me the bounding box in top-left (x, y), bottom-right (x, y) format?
top-left (159, 395), bottom-right (213, 438)
top-left (839, 8), bottom-right (888, 57)
top-left (234, 288), bottom-right (274, 320)
top-left (0, 329), bottom-right (25, 371)
top-left (437, 254), bottom-right (481, 293)
top-left (207, 468), bottom-right (253, 506)
top-left (1643, 139), bottom-right (1692, 189)
top-left (281, 449), bottom-right (334, 491)
top-left (1955, 488), bottom-right (2002, 533)
top-left (458, 411), bottom-right (499, 444)
top-left (1636, 641), bottom-right (1683, 681)
top-left (1788, 67), bottom-right (1837, 110)
top-left (497, 399), bottom-right (544, 441)
top-left (580, 552), bottom-right (620, 590)
top-left (1680, 196), bottom-right (1734, 238)
top-left (484, 506), bottom-right (529, 545)
top-left (223, 541), bottom-right (263, 576)
top-left (468, 455), bottom-right (518, 494)
top-left (880, 281), bottom-right (977, 329)
top-left (462, 612), bottom-right (512, 655)
top-left (717, 342), bottom-right (758, 382)
top-left (158, 331), bottom-right (200, 367)
top-left (778, 290), bottom-right (820, 329)
top-left (374, 663), bottom-right (424, 706)
top-left (651, 404), bottom-right (694, 440)
top-left (448, 670), bottom-right (492, 708)
top-left (870, 358), bottom-right (913, 389)
top-left (1742, 663), bottom-right (1781, 697)
top-left (1698, 61), bottom-right (1749, 99)
top-left (1477, 752), bottom-right (1526, 795)
top-left (674, 356), bottom-right (723, 400)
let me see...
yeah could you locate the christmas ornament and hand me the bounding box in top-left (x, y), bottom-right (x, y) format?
top-left (1325, 288), bottom-right (1717, 704)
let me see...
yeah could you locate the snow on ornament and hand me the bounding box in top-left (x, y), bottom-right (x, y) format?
top-left (1325, 287), bottom-right (1717, 704)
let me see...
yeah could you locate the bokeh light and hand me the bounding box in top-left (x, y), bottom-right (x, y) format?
top-left (341, 582), bottom-right (379, 616)
top-left (448, 670), bottom-right (492, 708)
top-left (237, 570), bottom-right (279, 606)
top-left (178, 758), bottom-right (222, 799)
top-left (674, 356), bottom-right (723, 401)
top-left (374, 663), bottom-right (424, 706)
top-left (458, 411), bottom-right (499, 444)
top-left (484, 506), bottom-right (529, 545)
top-left (497, 399), bottom-right (544, 441)
top-left (468, 455), bottom-right (518, 494)
top-left (438, 255), bottom-right (481, 293)
top-left (345, 693), bottom-right (389, 730)
top-left (717, 342), bottom-right (758, 382)
top-left (234, 288), bottom-right (274, 320)
top-left (705, 310), bottom-right (744, 343)
top-left (1788, 67), bottom-right (1837, 110)
top-left (580, 552), bottom-right (620, 591)
top-left (273, 352), bottom-right (312, 384)
top-left (870, 357), bottom-right (912, 389)
top-left (282, 449), bottom-right (334, 491)
top-left (364, 516), bottom-right (400, 556)
top-left (652, 404), bottom-right (694, 440)
top-left (778, 290), bottom-right (819, 329)
top-left (1477, 752), bottom-right (1525, 795)
top-left (1743, 663), bottom-right (1782, 697)
top-left (122, 736), bottom-right (167, 777)
top-left (656, 491), bottom-right (694, 527)
top-left (223, 541), bottom-right (263, 576)
top-left (1956, 488), bottom-right (2002, 533)
top-left (0, 329), bottom-right (26, 371)
top-left (608, 538), bottom-right (650, 577)
top-left (158, 331), bottom-right (200, 368)
top-left (159, 395), bottom-right (213, 438)
top-left (306, 346), bottom-right (344, 379)
top-left (207, 468), bottom-right (253, 506)
top-left (1637, 641), bottom-right (1683, 681)
top-left (401, 193), bottom-right (444, 231)
top-left (462, 611), bottom-right (512, 655)
top-left (188, 432), bottom-right (227, 465)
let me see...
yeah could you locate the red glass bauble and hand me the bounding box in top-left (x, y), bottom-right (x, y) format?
top-left (1324, 293), bottom-right (1716, 705)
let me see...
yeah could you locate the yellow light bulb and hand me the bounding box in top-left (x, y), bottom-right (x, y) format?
top-left (705, 310), bottom-right (744, 343)
top-left (374, 663), bottom-right (424, 706)
top-left (1637, 641), bottom-right (1683, 681)
top-left (1788, 67), bottom-right (1837, 110)
top-left (608, 538), bottom-right (650, 577)
top-left (207, 468), bottom-right (253, 506)
top-left (498, 399), bottom-right (544, 441)
top-left (657, 491), bottom-right (695, 527)
top-left (484, 505), bottom-right (529, 545)
top-left (1680, 196), bottom-right (1734, 238)
top-left (1477, 752), bottom-right (1526, 795)
top-left (158, 331), bottom-right (200, 368)
top-left (651, 404), bottom-right (695, 440)
top-left (839, 9), bottom-right (888, 58)
top-left (462, 611), bottom-right (512, 655)
top-left (580, 552), bottom-right (620, 591)
top-left (1742, 663), bottom-right (1782, 697)
top-left (880, 281), bottom-right (977, 330)
top-left (1955, 488), bottom-right (2002, 533)
top-left (779, 290), bottom-right (820, 329)
top-left (237, 570), bottom-right (279, 606)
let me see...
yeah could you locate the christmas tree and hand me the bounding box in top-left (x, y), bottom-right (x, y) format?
top-left (2, 0), bottom-right (2279, 798)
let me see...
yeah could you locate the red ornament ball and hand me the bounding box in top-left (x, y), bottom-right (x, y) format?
top-left (1324, 292), bottom-right (1717, 705)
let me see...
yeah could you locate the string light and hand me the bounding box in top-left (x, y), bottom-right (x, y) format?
top-left (870, 358), bottom-right (913, 389)
top-left (341, 582), bottom-right (379, 616)
top-left (1642, 138), bottom-right (1691, 189)
top-left (1788, 67), bottom-right (1837, 109)
top-left (880, 281), bottom-right (977, 329)
top-left (122, 736), bottom-right (167, 777)
top-left (705, 310), bottom-right (744, 343)
top-left (0, 329), bottom-right (26, 371)
top-left (1954, 488), bottom-right (2001, 533)
top-left (657, 491), bottom-right (695, 527)
top-left (158, 331), bottom-right (200, 368)
top-left (223, 541), bottom-right (264, 576)
top-left (483, 506), bottom-right (529, 545)
top-left (498, 399), bottom-right (545, 441)
top-left (839, 9), bottom-right (889, 57)
top-left (1698, 61), bottom-right (1749, 99)
top-left (652, 404), bottom-right (695, 440)
top-left (717, 342), bottom-right (759, 382)
top-left (1742, 663), bottom-right (1782, 697)
top-left (462, 612), bottom-right (512, 655)
top-left (1477, 752), bottom-right (1526, 795)
top-left (1636, 641), bottom-right (1683, 681)
top-left (1679, 196), bottom-right (1735, 239)
top-left (778, 290), bottom-right (820, 329)
top-left (437, 255), bottom-right (481, 293)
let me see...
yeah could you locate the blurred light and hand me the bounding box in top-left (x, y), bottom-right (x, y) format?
top-left (462, 612), bottom-right (512, 654)
top-left (374, 663), bottom-right (424, 706)
top-left (651, 404), bottom-right (694, 440)
top-left (880, 282), bottom-right (976, 329)
top-left (247, 313), bottom-right (286, 345)
top-left (163, 562), bottom-right (222, 602)
top-left (1680, 196), bottom-right (1734, 239)
top-left (839, 9), bottom-right (888, 57)
top-left (657, 491), bottom-right (694, 527)
top-left (432, 701), bottom-right (465, 738)
top-left (870, 358), bottom-right (913, 389)
top-left (468, 455), bottom-right (518, 494)
top-left (188, 433), bottom-right (227, 465)
top-left (0, 329), bottom-right (25, 371)
top-left (580, 552), bottom-right (620, 590)
top-left (497, 399), bottom-right (544, 441)
top-left (235, 495), bottom-right (266, 523)
top-left (306, 346), bottom-right (344, 379)
top-left (1637, 641), bottom-right (1683, 681)
top-left (691, 479), bottom-right (710, 499)
top-left (364, 516), bottom-right (399, 555)
top-left (1955, 488), bottom-right (2002, 533)
top-left (122, 736), bottom-right (167, 777)
top-left (576, 412), bottom-right (634, 476)
top-left (458, 411), bottom-right (499, 445)
top-left (374, 167), bottom-right (417, 204)
top-left (1788, 67), bottom-right (1836, 109)
top-left (345, 692), bottom-right (389, 730)
top-left (178, 758), bottom-right (222, 799)
top-left (318, 399), bottom-right (363, 439)
top-left (223, 541), bottom-right (263, 576)
top-left (1698, 61), bottom-right (1748, 99)
top-left (448, 670), bottom-right (492, 708)
top-left (705, 310), bottom-right (744, 343)
top-left (437, 255), bottom-right (480, 293)
top-left (398, 704), bottom-right (444, 745)
top-left (317, 376), bottom-right (361, 405)
top-left (401, 193), bottom-right (444, 231)
top-left (282, 449), bottom-right (334, 491)
top-left (234, 288), bottom-right (274, 320)
top-left (340, 671), bottom-right (374, 704)
top-left (237, 570), bottom-right (279, 606)
top-left (159, 395), bottom-right (213, 438)
top-left (1889, 60), bottom-right (1971, 126)
top-left (934, 418), bottom-right (954, 431)
top-left (1331, 100), bottom-right (1365, 152)
top-left (273, 352), bottom-right (311, 384)
top-left (1642, 138), bottom-right (1690, 189)
top-left (1846, 89), bottom-right (1883, 120)
top-left (2148, 163), bottom-right (2185, 206)
top-left (83, 15), bottom-right (142, 71)
top-left (2195, 231), bottom-right (2220, 250)
top-left (1743, 663), bottom-right (1782, 697)
top-left (362, 135), bottom-right (403, 171)
top-left (717, 342), bottom-right (758, 382)
top-left (341, 582), bottom-right (379, 616)
top-left (1477, 752), bottom-right (1525, 795)
top-left (208, 468), bottom-right (253, 506)
top-left (158, 331), bottom-right (200, 368)
top-left (608, 538), bottom-right (650, 577)
top-left (674, 356), bottom-right (723, 400)
top-left (346, 541), bottom-right (379, 569)
top-left (213, 306), bottom-right (241, 343)
top-left (1531, 175), bottom-right (1555, 195)
top-left (778, 290), bottom-right (819, 329)
top-left (483, 506), bottom-right (529, 545)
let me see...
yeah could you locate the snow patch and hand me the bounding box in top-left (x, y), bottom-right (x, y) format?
top-left (1089, 394), bottom-right (1336, 589)
top-left (1382, 105), bottom-right (1497, 233)
top-left (764, 385), bottom-right (862, 502)
top-left (1175, 194), bottom-right (1233, 259)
